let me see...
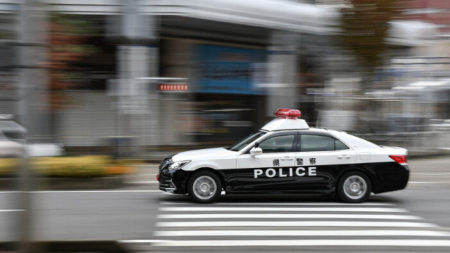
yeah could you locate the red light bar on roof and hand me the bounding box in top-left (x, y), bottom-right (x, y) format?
top-left (159, 84), bottom-right (189, 92)
top-left (274, 108), bottom-right (301, 119)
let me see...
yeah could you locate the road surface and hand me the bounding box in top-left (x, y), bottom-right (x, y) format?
top-left (1, 156), bottom-right (450, 252)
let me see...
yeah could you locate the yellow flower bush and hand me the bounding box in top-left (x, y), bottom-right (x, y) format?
top-left (30, 156), bottom-right (136, 177)
top-left (0, 158), bottom-right (20, 176)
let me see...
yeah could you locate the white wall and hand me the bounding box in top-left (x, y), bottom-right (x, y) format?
top-left (55, 91), bottom-right (126, 147)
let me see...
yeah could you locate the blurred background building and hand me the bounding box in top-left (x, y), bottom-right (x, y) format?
top-left (0, 0), bottom-right (449, 157)
top-left (1, 2), bottom-right (450, 252)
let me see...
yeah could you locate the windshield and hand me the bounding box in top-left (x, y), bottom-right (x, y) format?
top-left (228, 131), bottom-right (266, 151)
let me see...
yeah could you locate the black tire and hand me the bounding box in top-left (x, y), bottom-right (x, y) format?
top-left (337, 171), bottom-right (372, 203)
top-left (187, 170), bottom-right (222, 203)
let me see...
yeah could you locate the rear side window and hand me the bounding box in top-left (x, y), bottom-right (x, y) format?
top-left (259, 134), bottom-right (295, 153)
top-left (335, 139), bottom-right (349, 150)
top-left (300, 135), bottom-right (349, 152)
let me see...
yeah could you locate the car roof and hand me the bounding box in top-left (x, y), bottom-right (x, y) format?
top-left (264, 127), bottom-right (341, 135)
top-left (0, 120), bottom-right (26, 133)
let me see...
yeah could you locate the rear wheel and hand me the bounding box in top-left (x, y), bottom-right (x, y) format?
top-left (337, 171), bottom-right (371, 203)
top-left (187, 171), bottom-right (222, 203)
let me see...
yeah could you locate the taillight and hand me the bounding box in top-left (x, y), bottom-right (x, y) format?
top-left (156, 174), bottom-right (159, 181)
top-left (389, 155), bottom-right (407, 165)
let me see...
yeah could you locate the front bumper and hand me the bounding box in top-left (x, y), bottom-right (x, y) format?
top-left (158, 163), bottom-right (192, 194)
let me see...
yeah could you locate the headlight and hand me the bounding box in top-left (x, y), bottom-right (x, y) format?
top-left (168, 160), bottom-right (191, 170)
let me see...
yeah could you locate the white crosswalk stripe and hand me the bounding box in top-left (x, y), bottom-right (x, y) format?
top-left (159, 206), bottom-right (408, 212)
top-left (121, 239), bottom-right (450, 247)
top-left (129, 201), bottom-right (450, 249)
top-left (160, 201), bottom-right (396, 206)
top-left (156, 221), bottom-right (437, 228)
top-left (153, 230), bottom-right (450, 237)
top-left (157, 213), bottom-right (422, 220)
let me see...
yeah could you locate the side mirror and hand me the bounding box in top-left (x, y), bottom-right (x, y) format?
top-left (250, 147), bottom-right (263, 156)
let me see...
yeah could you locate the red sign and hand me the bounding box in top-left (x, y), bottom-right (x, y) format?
top-left (159, 84), bottom-right (189, 92)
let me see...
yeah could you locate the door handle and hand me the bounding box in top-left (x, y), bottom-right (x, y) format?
top-left (281, 156), bottom-right (294, 161)
top-left (337, 155), bottom-right (351, 159)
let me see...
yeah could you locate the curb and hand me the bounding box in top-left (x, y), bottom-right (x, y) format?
top-left (408, 153), bottom-right (450, 160)
top-left (0, 176), bottom-right (125, 191)
top-left (0, 241), bottom-right (127, 252)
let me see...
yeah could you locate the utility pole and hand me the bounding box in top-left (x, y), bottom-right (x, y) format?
top-left (17, 0), bottom-right (47, 251)
top-left (18, 0), bottom-right (32, 250)
top-left (108, 0), bottom-right (158, 155)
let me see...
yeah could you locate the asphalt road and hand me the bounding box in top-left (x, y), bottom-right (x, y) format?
top-left (1, 156), bottom-right (450, 252)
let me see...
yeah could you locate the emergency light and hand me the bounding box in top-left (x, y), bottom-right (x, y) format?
top-left (274, 108), bottom-right (301, 119)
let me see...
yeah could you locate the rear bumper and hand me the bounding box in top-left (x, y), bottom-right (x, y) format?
top-left (371, 164), bottom-right (409, 194)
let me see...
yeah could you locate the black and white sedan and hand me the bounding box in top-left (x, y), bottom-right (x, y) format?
top-left (158, 109), bottom-right (409, 203)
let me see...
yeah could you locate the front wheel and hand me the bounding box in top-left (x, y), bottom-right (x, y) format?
top-left (337, 171), bottom-right (372, 203)
top-left (187, 171), bottom-right (222, 203)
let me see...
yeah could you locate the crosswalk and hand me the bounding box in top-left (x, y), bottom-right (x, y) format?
top-left (122, 200), bottom-right (450, 249)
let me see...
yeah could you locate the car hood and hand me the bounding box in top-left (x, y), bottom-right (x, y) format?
top-left (172, 147), bottom-right (237, 162)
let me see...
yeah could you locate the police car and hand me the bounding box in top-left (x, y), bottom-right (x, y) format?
top-left (158, 109), bottom-right (409, 203)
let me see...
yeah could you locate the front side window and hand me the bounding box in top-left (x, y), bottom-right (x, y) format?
top-left (300, 135), bottom-right (350, 152)
top-left (229, 131), bottom-right (266, 151)
top-left (259, 134), bottom-right (295, 153)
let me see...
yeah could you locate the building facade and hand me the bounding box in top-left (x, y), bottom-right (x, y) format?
top-left (0, 0), bottom-right (340, 152)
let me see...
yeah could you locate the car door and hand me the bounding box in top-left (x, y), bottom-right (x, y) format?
top-left (234, 133), bottom-right (298, 192)
top-left (294, 133), bottom-right (356, 192)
